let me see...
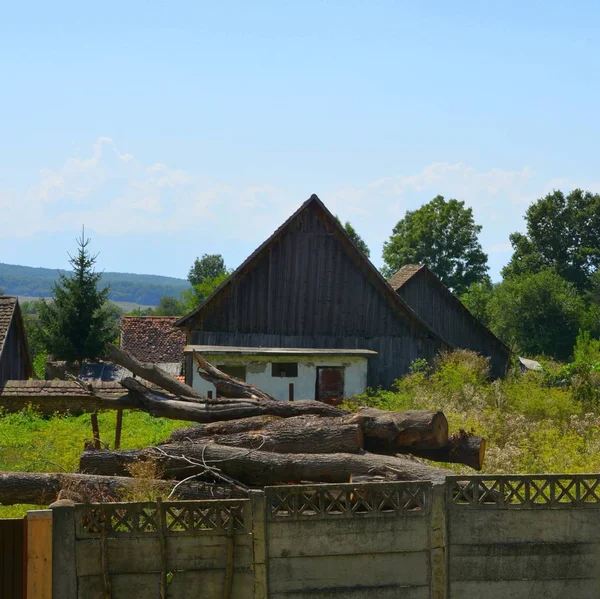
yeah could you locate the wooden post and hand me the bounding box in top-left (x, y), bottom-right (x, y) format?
top-left (52, 505), bottom-right (77, 599)
top-left (114, 409), bottom-right (123, 450)
top-left (26, 510), bottom-right (53, 599)
top-left (91, 412), bottom-right (101, 449)
top-left (288, 383), bottom-right (294, 402)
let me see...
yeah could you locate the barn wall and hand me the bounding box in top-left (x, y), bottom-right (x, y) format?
top-left (0, 315), bottom-right (29, 382)
top-left (397, 272), bottom-right (510, 378)
top-left (186, 204), bottom-right (444, 389)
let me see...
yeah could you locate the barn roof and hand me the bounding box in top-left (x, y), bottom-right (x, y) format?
top-left (174, 195), bottom-right (448, 345)
top-left (120, 316), bottom-right (186, 364)
top-left (388, 264), bottom-right (510, 355)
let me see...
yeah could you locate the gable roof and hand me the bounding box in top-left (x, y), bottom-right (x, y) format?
top-left (174, 195), bottom-right (449, 345)
top-left (388, 264), bottom-right (510, 354)
top-left (0, 296), bottom-right (32, 376)
top-left (120, 316), bottom-right (186, 364)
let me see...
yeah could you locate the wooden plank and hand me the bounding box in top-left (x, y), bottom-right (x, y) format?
top-left (26, 510), bottom-right (53, 599)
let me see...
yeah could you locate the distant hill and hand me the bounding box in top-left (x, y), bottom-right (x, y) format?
top-left (0, 263), bottom-right (190, 306)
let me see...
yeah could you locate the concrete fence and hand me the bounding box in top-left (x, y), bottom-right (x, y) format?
top-left (46, 474), bottom-right (600, 599)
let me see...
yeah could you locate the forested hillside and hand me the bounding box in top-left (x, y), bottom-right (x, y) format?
top-left (0, 262), bottom-right (189, 306)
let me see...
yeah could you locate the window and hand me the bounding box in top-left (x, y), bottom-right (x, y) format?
top-left (217, 365), bottom-right (246, 381)
top-left (272, 362), bottom-right (298, 378)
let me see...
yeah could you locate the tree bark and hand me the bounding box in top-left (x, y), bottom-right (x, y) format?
top-left (106, 343), bottom-right (204, 400)
top-left (193, 351), bottom-right (275, 401)
top-left (79, 442), bottom-right (450, 485)
top-left (168, 415), bottom-right (284, 442)
top-left (403, 433), bottom-right (486, 471)
top-left (0, 471), bottom-right (245, 506)
top-left (346, 408), bottom-right (448, 452)
top-left (165, 416), bottom-right (363, 454)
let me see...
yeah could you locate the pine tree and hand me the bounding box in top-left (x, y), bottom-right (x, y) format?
top-left (38, 229), bottom-right (117, 365)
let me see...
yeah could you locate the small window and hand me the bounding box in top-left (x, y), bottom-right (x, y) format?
top-left (272, 362), bottom-right (298, 378)
top-left (217, 365), bottom-right (246, 381)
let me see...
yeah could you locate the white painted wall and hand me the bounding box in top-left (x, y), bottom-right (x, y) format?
top-left (189, 354), bottom-right (368, 401)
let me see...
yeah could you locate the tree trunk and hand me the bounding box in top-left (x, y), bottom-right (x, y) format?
top-left (403, 433), bottom-right (486, 471)
top-left (165, 416), bottom-right (363, 454)
top-left (119, 377), bottom-right (347, 421)
top-left (346, 408), bottom-right (448, 452)
top-left (106, 343), bottom-right (204, 400)
top-left (193, 351), bottom-right (275, 401)
top-left (168, 415), bottom-right (284, 442)
top-left (0, 471), bottom-right (245, 506)
top-left (79, 442), bottom-right (450, 485)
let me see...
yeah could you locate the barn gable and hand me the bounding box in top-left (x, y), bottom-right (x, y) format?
top-left (176, 195), bottom-right (449, 389)
top-left (0, 297), bottom-right (32, 382)
top-left (389, 265), bottom-right (510, 377)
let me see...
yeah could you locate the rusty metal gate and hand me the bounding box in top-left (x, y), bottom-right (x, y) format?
top-left (0, 518), bottom-right (25, 599)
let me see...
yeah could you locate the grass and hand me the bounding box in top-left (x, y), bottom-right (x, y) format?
top-left (0, 409), bottom-right (189, 518)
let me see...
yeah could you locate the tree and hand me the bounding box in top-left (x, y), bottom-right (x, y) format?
top-left (382, 195), bottom-right (489, 295)
top-left (154, 296), bottom-right (184, 316)
top-left (37, 230), bottom-right (118, 365)
top-left (460, 278), bottom-right (494, 327)
top-left (188, 254), bottom-right (227, 287)
top-left (335, 216), bottom-right (370, 258)
top-left (181, 272), bottom-right (230, 314)
top-left (488, 270), bottom-right (585, 360)
top-left (503, 189), bottom-right (600, 290)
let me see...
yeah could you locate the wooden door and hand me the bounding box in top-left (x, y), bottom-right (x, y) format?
top-left (316, 367), bottom-right (344, 404)
top-left (0, 518), bottom-right (25, 599)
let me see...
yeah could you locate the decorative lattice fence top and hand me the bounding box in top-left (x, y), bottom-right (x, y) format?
top-left (75, 499), bottom-right (250, 538)
top-left (448, 475), bottom-right (600, 509)
top-left (265, 482), bottom-right (432, 520)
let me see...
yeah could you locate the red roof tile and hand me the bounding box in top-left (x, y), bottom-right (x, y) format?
top-left (120, 317), bottom-right (186, 364)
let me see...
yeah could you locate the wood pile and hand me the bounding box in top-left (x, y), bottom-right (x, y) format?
top-left (0, 344), bottom-right (485, 505)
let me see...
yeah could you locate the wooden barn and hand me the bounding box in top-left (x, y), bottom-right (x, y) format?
top-left (175, 195), bottom-right (450, 393)
top-left (388, 265), bottom-right (510, 378)
top-left (0, 296), bottom-right (32, 382)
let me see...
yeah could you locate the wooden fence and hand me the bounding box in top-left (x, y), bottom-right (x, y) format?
top-left (0, 518), bottom-right (24, 599)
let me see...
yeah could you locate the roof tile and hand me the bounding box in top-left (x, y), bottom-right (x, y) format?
top-left (120, 316), bottom-right (186, 364)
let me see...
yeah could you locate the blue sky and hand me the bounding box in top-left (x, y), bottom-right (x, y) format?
top-left (1, 1), bottom-right (599, 282)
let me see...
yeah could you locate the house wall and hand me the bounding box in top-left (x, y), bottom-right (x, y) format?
top-left (397, 270), bottom-right (510, 378)
top-left (0, 314), bottom-right (29, 382)
top-left (190, 354), bottom-right (368, 400)
top-left (184, 202), bottom-right (447, 390)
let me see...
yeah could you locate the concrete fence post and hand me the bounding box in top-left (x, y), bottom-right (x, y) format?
top-left (26, 510), bottom-right (53, 599)
top-left (51, 505), bottom-right (77, 599)
top-left (430, 482), bottom-right (448, 599)
top-left (250, 491), bottom-right (268, 599)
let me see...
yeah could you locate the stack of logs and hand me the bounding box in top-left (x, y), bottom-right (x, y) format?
top-left (0, 344), bottom-right (485, 505)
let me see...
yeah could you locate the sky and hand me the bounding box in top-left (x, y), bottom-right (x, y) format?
top-left (1, 1), bottom-right (600, 282)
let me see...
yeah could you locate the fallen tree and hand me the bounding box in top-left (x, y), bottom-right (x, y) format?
top-left (403, 432), bottom-right (486, 471)
top-left (79, 442), bottom-right (451, 485)
top-left (0, 471), bottom-right (246, 506)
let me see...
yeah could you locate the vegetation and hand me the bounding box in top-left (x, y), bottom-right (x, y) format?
top-left (382, 195), bottom-right (489, 295)
top-left (335, 216), bottom-right (370, 258)
top-left (37, 230), bottom-right (118, 364)
top-left (0, 262), bottom-right (189, 305)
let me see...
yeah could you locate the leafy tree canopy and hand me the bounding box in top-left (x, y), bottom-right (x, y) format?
top-left (181, 272), bottom-right (230, 314)
top-left (503, 189), bottom-right (600, 290)
top-left (382, 195), bottom-right (488, 295)
top-left (460, 278), bottom-right (494, 327)
top-left (37, 230), bottom-right (118, 364)
top-left (188, 254), bottom-right (227, 287)
top-left (488, 269), bottom-right (585, 360)
top-left (335, 216), bottom-right (370, 258)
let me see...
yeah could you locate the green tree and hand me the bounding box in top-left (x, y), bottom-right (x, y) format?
top-left (37, 230), bottom-right (118, 365)
top-left (382, 195), bottom-right (488, 295)
top-left (154, 295), bottom-right (184, 316)
top-left (181, 272), bottom-right (230, 313)
top-left (335, 216), bottom-right (370, 258)
top-left (503, 189), bottom-right (600, 290)
top-left (460, 278), bottom-right (494, 327)
top-left (188, 254), bottom-right (227, 287)
top-left (488, 270), bottom-right (585, 360)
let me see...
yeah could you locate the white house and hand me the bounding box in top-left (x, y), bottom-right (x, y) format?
top-left (185, 346), bottom-right (377, 402)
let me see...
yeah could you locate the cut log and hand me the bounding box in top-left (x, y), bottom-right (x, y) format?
top-left (346, 408), bottom-right (448, 452)
top-left (193, 352), bottom-right (275, 401)
top-left (120, 377), bottom-right (346, 421)
top-left (404, 432), bottom-right (486, 471)
top-left (79, 442), bottom-right (450, 485)
top-left (165, 416), bottom-right (363, 454)
top-left (0, 471), bottom-right (245, 506)
top-left (106, 343), bottom-right (204, 400)
top-left (168, 415), bottom-right (284, 442)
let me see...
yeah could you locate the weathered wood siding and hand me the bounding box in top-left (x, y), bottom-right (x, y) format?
top-left (186, 203), bottom-right (445, 389)
top-left (396, 270), bottom-right (510, 378)
top-left (0, 315), bottom-right (30, 382)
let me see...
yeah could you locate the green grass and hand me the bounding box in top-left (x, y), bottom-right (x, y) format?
top-left (0, 409), bottom-right (189, 517)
